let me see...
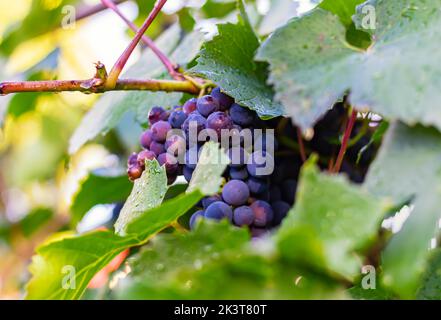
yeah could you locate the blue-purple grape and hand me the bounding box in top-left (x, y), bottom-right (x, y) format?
top-left (233, 206), bottom-right (254, 226)
top-left (222, 179), bottom-right (250, 206)
top-left (197, 95), bottom-right (219, 117)
top-left (247, 151), bottom-right (274, 177)
top-left (140, 130), bottom-right (153, 149)
top-left (150, 141), bottom-right (165, 156)
top-left (148, 106), bottom-right (169, 125)
top-left (151, 120), bottom-right (172, 142)
top-left (272, 201), bottom-right (290, 225)
top-left (137, 150), bottom-right (156, 167)
top-left (227, 147), bottom-right (248, 168)
top-left (269, 185), bottom-right (282, 202)
top-left (183, 98), bottom-right (197, 115)
top-left (202, 194), bottom-right (222, 209)
top-left (246, 177), bottom-right (268, 195)
top-left (183, 165), bottom-right (194, 182)
top-left (211, 87), bottom-right (233, 111)
top-left (230, 103), bottom-right (254, 126)
top-left (229, 167), bottom-right (248, 180)
top-left (165, 134), bottom-right (186, 157)
top-left (207, 111), bottom-right (233, 138)
top-left (250, 200), bottom-right (274, 227)
top-left (157, 153), bottom-right (178, 174)
top-left (204, 201), bottom-right (232, 221)
top-left (127, 152), bottom-right (138, 166)
top-left (189, 210), bottom-right (205, 230)
top-left (168, 109), bottom-right (188, 129)
top-left (182, 113), bottom-right (207, 140)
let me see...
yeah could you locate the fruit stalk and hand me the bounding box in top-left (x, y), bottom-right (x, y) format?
top-left (332, 109), bottom-right (358, 173)
top-left (101, 0), bottom-right (183, 80)
top-left (106, 0), bottom-right (168, 88)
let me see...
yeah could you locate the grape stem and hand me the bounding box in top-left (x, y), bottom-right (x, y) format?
top-left (101, 0), bottom-right (184, 81)
top-left (76, 0), bottom-right (128, 20)
top-left (296, 127), bottom-right (307, 162)
top-left (332, 109), bottom-right (358, 173)
top-left (106, 0), bottom-right (168, 88)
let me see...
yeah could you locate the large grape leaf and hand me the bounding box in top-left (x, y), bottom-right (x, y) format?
top-left (115, 221), bottom-right (345, 299)
top-left (70, 169), bottom-right (132, 227)
top-left (115, 160), bottom-right (168, 235)
top-left (69, 26), bottom-right (203, 154)
top-left (319, 0), bottom-right (365, 26)
top-left (277, 158), bottom-right (386, 279)
top-left (365, 123), bottom-right (441, 298)
top-left (191, 0), bottom-right (283, 119)
top-left (257, 0), bottom-right (441, 130)
top-left (26, 142), bottom-right (228, 299)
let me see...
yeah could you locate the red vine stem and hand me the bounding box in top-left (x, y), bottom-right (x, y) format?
top-left (332, 109), bottom-right (357, 173)
top-left (76, 0), bottom-right (128, 20)
top-left (296, 127), bottom-right (307, 162)
top-left (101, 0), bottom-right (183, 81)
top-left (106, 0), bottom-right (168, 88)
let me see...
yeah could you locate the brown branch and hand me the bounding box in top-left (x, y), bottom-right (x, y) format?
top-left (107, 0), bottom-right (168, 88)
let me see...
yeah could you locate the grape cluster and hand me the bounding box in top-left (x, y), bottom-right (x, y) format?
top-left (127, 87), bottom-right (300, 236)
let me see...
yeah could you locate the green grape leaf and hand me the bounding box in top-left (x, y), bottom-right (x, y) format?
top-left (417, 249), bottom-right (441, 300)
top-left (70, 169), bottom-right (132, 227)
top-left (20, 208), bottom-right (53, 237)
top-left (319, 0), bottom-right (365, 26)
top-left (277, 158), bottom-right (386, 279)
top-left (191, 0), bottom-right (283, 119)
top-left (365, 123), bottom-right (441, 298)
top-left (115, 160), bottom-right (168, 236)
top-left (115, 221), bottom-right (345, 299)
top-left (26, 230), bottom-right (138, 300)
top-left (257, 0), bottom-right (441, 130)
top-left (69, 26), bottom-right (203, 154)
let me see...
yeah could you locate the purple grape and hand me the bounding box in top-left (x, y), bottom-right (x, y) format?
top-left (250, 200), bottom-right (274, 227)
top-left (183, 98), bottom-right (197, 115)
top-left (167, 173), bottom-right (177, 185)
top-left (250, 227), bottom-right (268, 238)
top-left (207, 111), bottom-right (233, 138)
top-left (127, 164), bottom-right (143, 181)
top-left (148, 106), bottom-right (169, 125)
top-left (140, 130), bottom-right (153, 149)
top-left (205, 201), bottom-right (233, 221)
top-left (255, 133), bottom-right (279, 152)
top-left (165, 134), bottom-right (186, 157)
top-left (269, 185), bottom-right (282, 202)
top-left (211, 87), bottom-right (233, 111)
top-left (227, 147), bottom-right (248, 168)
top-left (202, 194), bottom-right (222, 209)
top-left (229, 167), bottom-right (248, 180)
top-left (168, 109), bottom-right (188, 129)
top-left (157, 153), bottom-right (178, 174)
top-left (190, 210), bottom-right (205, 230)
top-left (182, 113), bottom-right (207, 141)
top-left (127, 152), bottom-right (138, 166)
top-left (246, 177), bottom-right (268, 195)
top-left (230, 103), bottom-right (254, 126)
top-left (222, 180), bottom-right (250, 206)
top-left (246, 151), bottom-right (274, 177)
top-left (272, 201), bottom-right (290, 225)
top-left (137, 150), bottom-right (156, 167)
top-left (185, 146), bottom-right (200, 169)
top-left (197, 95), bottom-right (219, 117)
top-left (150, 141), bottom-right (165, 156)
top-left (151, 120), bottom-right (172, 142)
top-left (233, 206), bottom-right (254, 226)
top-left (183, 165), bottom-right (194, 182)
top-left (281, 179), bottom-right (297, 204)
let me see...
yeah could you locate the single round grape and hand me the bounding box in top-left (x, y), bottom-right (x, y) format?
top-left (250, 200), bottom-right (274, 227)
top-left (127, 152), bottom-right (138, 166)
top-left (150, 141), bottom-right (165, 156)
top-left (183, 98), bottom-right (197, 115)
top-left (211, 87), bottom-right (234, 111)
top-left (227, 147), bottom-right (248, 168)
top-left (168, 109), bottom-right (188, 129)
top-left (272, 201), bottom-right (290, 226)
top-left (207, 111), bottom-right (233, 138)
top-left (189, 210), bottom-right (205, 230)
top-left (183, 165), bottom-right (194, 182)
top-left (148, 106), bottom-right (169, 125)
top-left (140, 130), bottom-right (153, 149)
top-left (185, 147), bottom-right (200, 169)
top-left (165, 134), bottom-right (186, 157)
top-left (281, 179), bottom-right (297, 204)
top-left (182, 113), bottom-right (207, 140)
top-left (137, 150), bottom-right (156, 167)
top-left (222, 179), bottom-right (250, 206)
top-left (246, 151), bottom-right (274, 177)
top-left (246, 177), bottom-right (268, 195)
top-left (233, 206), bottom-right (254, 226)
top-left (205, 201), bottom-right (233, 221)
top-left (230, 103), bottom-right (255, 126)
top-left (151, 120), bottom-right (172, 142)
top-left (229, 167), bottom-right (248, 180)
top-left (127, 164), bottom-right (143, 181)
top-left (196, 95), bottom-right (219, 117)
top-left (157, 153), bottom-right (178, 174)
top-left (202, 194), bottom-right (222, 209)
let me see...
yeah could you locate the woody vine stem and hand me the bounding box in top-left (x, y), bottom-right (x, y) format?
top-left (0, 0), bottom-right (208, 96)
